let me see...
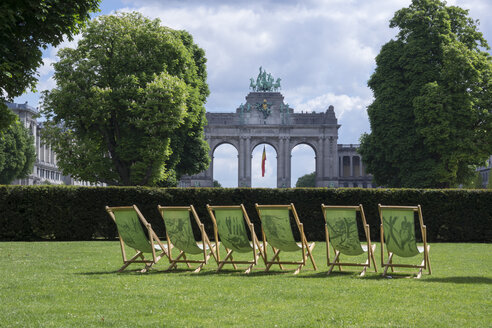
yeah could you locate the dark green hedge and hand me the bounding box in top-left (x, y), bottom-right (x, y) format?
top-left (0, 186), bottom-right (491, 242)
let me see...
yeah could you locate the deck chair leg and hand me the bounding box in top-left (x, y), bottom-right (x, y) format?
top-left (415, 258), bottom-right (425, 279)
top-left (244, 251), bottom-right (261, 274)
top-left (118, 251), bottom-right (145, 272)
top-left (388, 250), bottom-right (395, 273)
top-left (382, 252), bottom-right (394, 277)
top-left (217, 250), bottom-right (234, 272)
top-left (194, 248), bottom-right (214, 273)
top-left (194, 263), bottom-right (205, 273)
top-left (167, 251), bottom-right (186, 271)
top-left (266, 249), bottom-right (281, 272)
top-left (359, 256), bottom-right (370, 277)
top-left (426, 245), bottom-right (432, 275)
top-left (327, 251), bottom-right (340, 275)
top-left (306, 242), bottom-right (317, 270)
top-left (370, 244), bottom-right (378, 273)
top-left (293, 263), bottom-right (304, 275)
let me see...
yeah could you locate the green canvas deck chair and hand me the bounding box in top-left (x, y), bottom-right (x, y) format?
top-left (255, 203), bottom-right (317, 275)
top-left (378, 204), bottom-right (431, 279)
top-left (105, 205), bottom-right (169, 273)
top-left (158, 205), bottom-right (217, 273)
top-left (207, 204), bottom-right (266, 274)
top-left (321, 204), bottom-right (377, 276)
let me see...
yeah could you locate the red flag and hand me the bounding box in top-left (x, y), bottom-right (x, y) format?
top-left (261, 146), bottom-right (267, 177)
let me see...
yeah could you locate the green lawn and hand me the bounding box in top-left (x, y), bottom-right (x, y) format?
top-left (1, 241), bottom-right (491, 327)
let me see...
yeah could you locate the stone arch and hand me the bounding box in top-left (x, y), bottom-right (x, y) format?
top-left (212, 142), bottom-right (239, 187)
top-left (186, 91), bottom-right (341, 188)
top-left (251, 142), bottom-right (278, 188)
top-left (290, 142), bottom-right (317, 187)
top-left (250, 139), bottom-right (279, 155)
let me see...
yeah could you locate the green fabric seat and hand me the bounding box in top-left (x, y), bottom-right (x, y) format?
top-left (380, 209), bottom-right (420, 258)
top-left (322, 205), bottom-right (377, 276)
top-left (378, 205), bottom-right (432, 278)
top-left (207, 205), bottom-right (265, 273)
top-left (112, 208), bottom-right (154, 253)
top-left (106, 205), bottom-right (168, 273)
top-left (256, 204), bottom-right (317, 274)
top-left (214, 208), bottom-right (253, 253)
top-left (158, 205), bottom-right (217, 273)
top-left (161, 208), bottom-right (204, 255)
top-left (257, 208), bottom-right (301, 252)
top-left (323, 209), bottom-right (364, 256)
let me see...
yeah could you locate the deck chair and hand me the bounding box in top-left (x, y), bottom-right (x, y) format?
top-left (378, 204), bottom-right (431, 279)
top-left (255, 203), bottom-right (317, 275)
top-left (157, 205), bottom-right (217, 273)
top-left (321, 204), bottom-right (377, 276)
top-left (105, 205), bottom-right (169, 273)
top-left (207, 204), bottom-right (266, 274)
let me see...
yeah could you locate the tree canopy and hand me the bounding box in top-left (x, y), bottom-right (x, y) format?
top-left (359, 0), bottom-right (492, 188)
top-left (0, 0), bottom-right (100, 131)
top-left (0, 120), bottom-right (35, 184)
top-left (295, 172), bottom-right (316, 187)
top-left (41, 12), bottom-right (210, 186)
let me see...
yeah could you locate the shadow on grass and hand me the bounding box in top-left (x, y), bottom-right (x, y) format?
top-left (418, 276), bottom-right (492, 284)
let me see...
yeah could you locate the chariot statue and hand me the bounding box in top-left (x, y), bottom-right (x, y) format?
top-left (250, 67), bottom-right (281, 92)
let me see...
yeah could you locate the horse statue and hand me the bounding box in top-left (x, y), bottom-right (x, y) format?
top-left (273, 78), bottom-right (281, 91)
top-left (249, 78), bottom-right (256, 91)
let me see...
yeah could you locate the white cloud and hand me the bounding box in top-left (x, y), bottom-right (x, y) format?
top-left (12, 0), bottom-right (492, 185)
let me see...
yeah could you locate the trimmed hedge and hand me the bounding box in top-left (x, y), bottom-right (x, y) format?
top-left (0, 185), bottom-right (491, 242)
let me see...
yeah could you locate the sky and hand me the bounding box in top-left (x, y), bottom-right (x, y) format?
top-left (14, 0), bottom-right (492, 187)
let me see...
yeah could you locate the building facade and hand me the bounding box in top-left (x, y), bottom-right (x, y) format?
top-left (477, 155), bottom-right (492, 188)
top-left (6, 102), bottom-right (97, 186)
top-left (181, 72), bottom-right (373, 188)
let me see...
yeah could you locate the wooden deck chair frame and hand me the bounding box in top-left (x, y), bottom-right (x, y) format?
top-left (378, 204), bottom-right (431, 279)
top-left (207, 204), bottom-right (266, 274)
top-left (255, 203), bottom-right (317, 275)
top-left (105, 205), bottom-right (170, 273)
top-left (158, 205), bottom-right (217, 273)
top-left (321, 204), bottom-right (377, 276)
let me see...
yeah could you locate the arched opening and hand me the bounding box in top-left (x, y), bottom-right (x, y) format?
top-left (291, 144), bottom-right (316, 187)
top-left (251, 143), bottom-right (277, 188)
top-left (213, 143), bottom-right (238, 187)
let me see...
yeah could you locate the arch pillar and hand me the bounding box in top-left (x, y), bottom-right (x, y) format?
top-left (238, 135), bottom-right (252, 187)
top-left (277, 136), bottom-right (290, 188)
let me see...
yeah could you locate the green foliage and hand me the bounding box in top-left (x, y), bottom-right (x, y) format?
top-left (0, 186), bottom-right (490, 242)
top-left (295, 172), bottom-right (316, 187)
top-left (0, 0), bottom-right (100, 131)
top-left (0, 120), bottom-right (35, 184)
top-left (474, 173), bottom-right (484, 189)
top-left (41, 12), bottom-right (210, 186)
top-left (0, 104), bottom-right (17, 131)
top-left (359, 0), bottom-right (492, 188)
top-left (213, 180), bottom-right (222, 187)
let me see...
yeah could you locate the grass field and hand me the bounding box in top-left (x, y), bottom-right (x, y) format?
top-left (1, 241), bottom-right (491, 327)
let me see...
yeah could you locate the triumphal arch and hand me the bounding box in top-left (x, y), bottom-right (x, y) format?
top-left (184, 68), bottom-right (372, 188)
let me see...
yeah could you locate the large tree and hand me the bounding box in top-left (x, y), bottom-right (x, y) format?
top-left (41, 12), bottom-right (210, 186)
top-left (359, 0), bottom-right (492, 188)
top-left (0, 0), bottom-right (100, 131)
top-left (295, 172), bottom-right (316, 187)
top-left (0, 120), bottom-right (36, 184)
